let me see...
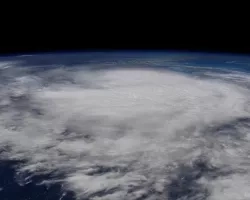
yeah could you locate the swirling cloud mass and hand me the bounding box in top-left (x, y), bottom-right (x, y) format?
top-left (0, 56), bottom-right (250, 200)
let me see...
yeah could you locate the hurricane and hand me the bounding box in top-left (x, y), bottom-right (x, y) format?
top-left (0, 52), bottom-right (250, 200)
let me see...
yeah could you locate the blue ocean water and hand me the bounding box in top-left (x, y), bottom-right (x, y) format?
top-left (0, 160), bottom-right (75, 200)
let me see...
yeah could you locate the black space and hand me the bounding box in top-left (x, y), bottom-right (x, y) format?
top-left (0, 43), bottom-right (248, 56)
top-left (1, 20), bottom-right (250, 56)
top-left (1, 38), bottom-right (249, 56)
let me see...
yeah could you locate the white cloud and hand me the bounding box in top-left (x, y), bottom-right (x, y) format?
top-left (0, 64), bottom-right (250, 199)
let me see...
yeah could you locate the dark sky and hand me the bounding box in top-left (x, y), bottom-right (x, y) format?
top-left (1, 40), bottom-right (248, 56)
top-left (1, 21), bottom-right (250, 56)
